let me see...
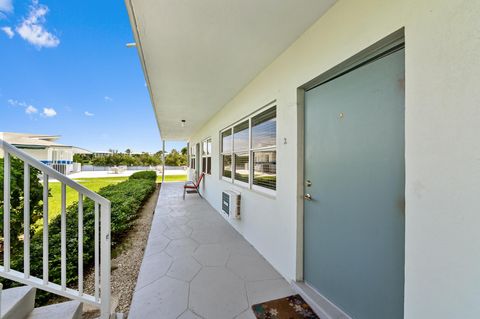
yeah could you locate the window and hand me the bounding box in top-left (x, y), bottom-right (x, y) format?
top-left (220, 105), bottom-right (276, 193)
top-left (253, 151), bottom-right (276, 190)
top-left (202, 138), bottom-right (212, 175)
top-left (252, 107), bottom-right (276, 191)
top-left (233, 121), bottom-right (249, 184)
top-left (190, 146), bottom-right (196, 169)
top-left (221, 130), bottom-right (232, 178)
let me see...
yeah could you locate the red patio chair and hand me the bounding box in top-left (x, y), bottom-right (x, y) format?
top-left (183, 172), bottom-right (205, 200)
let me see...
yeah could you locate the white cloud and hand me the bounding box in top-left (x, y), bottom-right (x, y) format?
top-left (25, 105), bottom-right (38, 114)
top-left (8, 99), bottom-right (28, 107)
top-left (42, 107), bottom-right (56, 117)
top-left (0, 0), bottom-right (13, 14)
top-left (1, 26), bottom-right (14, 38)
top-left (7, 98), bottom-right (18, 106)
top-left (84, 111), bottom-right (94, 117)
top-left (104, 96), bottom-right (113, 102)
top-left (16, 0), bottom-right (60, 48)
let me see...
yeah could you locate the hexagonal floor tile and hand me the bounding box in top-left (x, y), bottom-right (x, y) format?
top-left (178, 310), bottom-right (203, 319)
top-left (191, 228), bottom-right (239, 244)
top-left (235, 309), bottom-right (257, 319)
top-left (129, 276), bottom-right (188, 319)
top-left (190, 268), bottom-right (248, 318)
top-left (167, 256), bottom-right (202, 282)
top-left (193, 244), bottom-right (230, 266)
top-left (191, 229), bottom-right (222, 244)
top-left (164, 226), bottom-right (190, 240)
top-left (188, 219), bottom-right (221, 230)
top-left (224, 241), bottom-right (262, 258)
top-left (154, 206), bottom-right (173, 216)
top-left (165, 238), bottom-right (199, 258)
top-left (171, 216), bottom-right (190, 226)
top-left (227, 254), bottom-right (282, 281)
top-left (135, 251), bottom-right (172, 290)
top-left (144, 234), bottom-right (171, 257)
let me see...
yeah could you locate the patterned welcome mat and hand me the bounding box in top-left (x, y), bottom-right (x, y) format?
top-left (252, 294), bottom-right (320, 319)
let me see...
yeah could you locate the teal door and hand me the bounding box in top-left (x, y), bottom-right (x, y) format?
top-left (304, 48), bottom-right (405, 319)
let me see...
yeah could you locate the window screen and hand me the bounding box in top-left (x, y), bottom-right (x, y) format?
top-left (234, 153), bottom-right (249, 183)
top-left (222, 155), bottom-right (232, 178)
top-left (253, 150), bottom-right (276, 190)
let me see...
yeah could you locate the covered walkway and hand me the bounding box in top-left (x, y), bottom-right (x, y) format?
top-left (129, 183), bottom-right (294, 319)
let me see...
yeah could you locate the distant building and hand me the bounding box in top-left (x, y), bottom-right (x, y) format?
top-left (0, 132), bottom-right (91, 175)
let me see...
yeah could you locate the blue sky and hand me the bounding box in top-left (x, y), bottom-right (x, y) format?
top-left (0, 0), bottom-right (186, 153)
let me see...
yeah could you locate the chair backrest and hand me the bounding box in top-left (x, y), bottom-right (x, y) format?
top-left (195, 172), bottom-right (205, 187)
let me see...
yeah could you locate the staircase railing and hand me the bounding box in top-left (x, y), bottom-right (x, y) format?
top-left (0, 139), bottom-right (112, 319)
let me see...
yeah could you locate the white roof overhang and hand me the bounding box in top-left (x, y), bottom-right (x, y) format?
top-left (125, 0), bottom-right (336, 140)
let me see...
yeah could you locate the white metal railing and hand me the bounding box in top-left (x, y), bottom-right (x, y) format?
top-left (0, 139), bottom-right (112, 319)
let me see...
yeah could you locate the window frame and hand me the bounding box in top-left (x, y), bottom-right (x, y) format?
top-left (190, 145), bottom-right (196, 169)
top-left (219, 104), bottom-right (277, 195)
top-left (233, 120), bottom-right (250, 187)
top-left (201, 138), bottom-right (212, 175)
top-left (220, 129), bottom-right (233, 182)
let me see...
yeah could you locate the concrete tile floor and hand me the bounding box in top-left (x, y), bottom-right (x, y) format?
top-left (128, 183), bottom-right (294, 319)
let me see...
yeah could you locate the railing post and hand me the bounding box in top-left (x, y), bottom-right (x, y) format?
top-left (100, 201), bottom-right (112, 319)
top-left (24, 162), bottom-right (30, 278)
top-left (43, 173), bottom-right (49, 284)
top-left (3, 152), bottom-right (10, 271)
top-left (78, 193), bottom-right (84, 296)
top-left (60, 183), bottom-right (67, 290)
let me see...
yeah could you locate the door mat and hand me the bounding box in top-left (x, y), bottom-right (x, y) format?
top-left (252, 294), bottom-right (320, 319)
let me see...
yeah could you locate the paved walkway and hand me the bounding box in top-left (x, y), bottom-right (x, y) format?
top-left (129, 183), bottom-right (294, 319)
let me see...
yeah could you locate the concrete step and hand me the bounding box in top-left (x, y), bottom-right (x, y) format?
top-left (1, 286), bottom-right (36, 319)
top-left (26, 301), bottom-right (83, 319)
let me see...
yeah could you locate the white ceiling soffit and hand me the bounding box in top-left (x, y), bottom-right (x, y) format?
top-left (126, 0), bottom-right (336, 140)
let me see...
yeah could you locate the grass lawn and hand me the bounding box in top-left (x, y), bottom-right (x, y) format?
top-left (156, 174), bottom-right (188, 183)
top-left (38, 174), bottom-right (187, 229)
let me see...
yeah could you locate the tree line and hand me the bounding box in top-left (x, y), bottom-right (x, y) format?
top-left (73, 147), bottom-right (188, 167)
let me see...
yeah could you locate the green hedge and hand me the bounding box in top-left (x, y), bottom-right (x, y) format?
top-left (3, 177), bottom-right (156, 304)
top-left (128, 171), bottom-right (157, 182)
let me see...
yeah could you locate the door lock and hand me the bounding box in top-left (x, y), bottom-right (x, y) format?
top-left (306, 180), bottom-right (312, 187)
top-left (304, 194), bottom-right (312, 201)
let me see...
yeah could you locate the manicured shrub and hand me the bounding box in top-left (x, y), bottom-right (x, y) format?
top-left (2, 177), bottom-right (156, 304)
top-left (129, 170), bottom-right (157, 182)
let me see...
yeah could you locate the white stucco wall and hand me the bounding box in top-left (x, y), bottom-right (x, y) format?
top-left (188, 0), bottom-right (480, 318)
top-left (21, 148), bottom-right (49, 161)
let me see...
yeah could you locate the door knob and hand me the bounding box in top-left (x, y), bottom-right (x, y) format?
top-left (304, 194), bottom-right (312, 201)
